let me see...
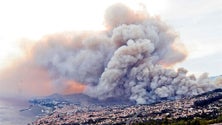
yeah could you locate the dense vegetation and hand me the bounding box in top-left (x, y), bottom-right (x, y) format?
top-left (194, 94), bottom-right (222, 107)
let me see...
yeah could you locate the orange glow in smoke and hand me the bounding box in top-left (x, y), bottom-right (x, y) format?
top-left (0, 58), bottom-right (54, 97)
top-left (159, 42), bottom-right (188, 68)
top-left (63, 80), bottom-right (86, 94)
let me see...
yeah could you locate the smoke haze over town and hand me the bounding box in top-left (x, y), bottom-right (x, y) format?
top-left (0, 2), bottom-right (221, 105)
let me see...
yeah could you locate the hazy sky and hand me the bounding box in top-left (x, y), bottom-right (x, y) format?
top-left (0, 0), bottom-right (221, 76)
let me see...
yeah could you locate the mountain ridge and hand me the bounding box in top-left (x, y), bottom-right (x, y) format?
top-left (31, 87), bottom-right (222, 125)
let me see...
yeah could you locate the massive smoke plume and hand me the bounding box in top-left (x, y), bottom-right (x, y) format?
top-left (0, 3), bottom-right (221, 103)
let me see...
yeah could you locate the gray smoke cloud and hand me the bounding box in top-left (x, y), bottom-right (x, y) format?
top-left (5, 3), bottom-right (220, 103)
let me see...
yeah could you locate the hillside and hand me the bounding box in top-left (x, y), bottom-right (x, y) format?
top-left (30, 88), bottom-right (222, 125)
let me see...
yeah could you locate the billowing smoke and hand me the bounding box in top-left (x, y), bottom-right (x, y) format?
top-left (0, 3), bottom-right (221, 103)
